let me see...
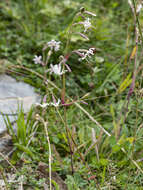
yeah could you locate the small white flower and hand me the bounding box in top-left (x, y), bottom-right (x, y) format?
top-left (49, 64), bottom-right (65, 75)
top-left (47, 40), bottom-right (61, 51)
top-left (87, 48), bottom-right (95, 56)
top-left (35, 103), bottom-right (49, 108)
top-left (83, 18), bottom-right (91, 33)
top-left (137, 4), bottom-right (142, 13)
top-left (79, 48), bottom-right (95, 61)
top-left (50, 99), bottom-right (61, 107)
top-left (128, 0), bottom-right (132, 7)
top-left (33, 55), bottom-right (42, 64)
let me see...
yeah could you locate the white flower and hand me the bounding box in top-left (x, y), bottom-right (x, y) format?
top-left (35, 99), bottom-right (61, 108)
top-left (137, 4), bottom-right (142, 13)
top-left (79, 48), bottom-right (95, 61)
top-left (33, 55), bottom-right (42, 64)
top-left (83, 18), bottom-right (91, 33)
top-left (47, 40), bottom-right (61, 51)
top-left (87, 48), bottom-right (95, 56)
top-left (49, 64), bottom-right (65, 75)
top-left (128, 0), bottom-right (132, 7)
top-left (35, 103), bottom-right (49, 108)
top-left (50, 99), bottom-right (61, 107)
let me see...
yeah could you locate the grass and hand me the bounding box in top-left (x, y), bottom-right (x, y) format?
top-left (0, 0), bottom-right (143, 189)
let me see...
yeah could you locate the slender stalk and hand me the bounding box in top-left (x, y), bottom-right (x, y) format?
top-left (126, 0), bottom-right (139, 111)
top-left (117, 0), bottom-right (142, 138)
top-left (36, 115), bottom-right (52, 190)
top-left (64, 12), bottom-right (79, 54)
top-left (44, 121), bottom-right (52, 190)
top-left (0, 167), bottom-right (9, 190)
top-left (61, 11), bottom-right (81, 175)
top-left (132, 0), bottom-right (143, 44)
top-left (62, 66), bottom-right (74, 174)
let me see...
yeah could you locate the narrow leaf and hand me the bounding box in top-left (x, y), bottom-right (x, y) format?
top-left (130, 46), bottom-right (137, 59)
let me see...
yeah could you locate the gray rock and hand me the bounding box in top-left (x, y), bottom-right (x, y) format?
top-left (0, 133), bottom-right (12, 155)
top-left (0, 74), bottom-right (40, 134)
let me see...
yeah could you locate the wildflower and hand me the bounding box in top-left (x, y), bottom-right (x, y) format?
top-left (50, 99), bottom-right (61, 107)
top-left (128, 0), bottom-right (134, 12)
top-left (33, 55), bottom-right (42, 64)
top-left (59, 55), bottom-right (72, 72)
top-left (49, 64), bottom-right (65, 75)
top-left (128, 0), bottom-right (132, 7)
top-left (78, 48), bottom-right (95, 61)
top-left (46, 40), bottom-right (61, 51)
top-left (83, 18), bottom-right (91, 33)
top-left (35, 103), bottom-right (49, 108)
top-left (137, 3), bottom-right (142, 13)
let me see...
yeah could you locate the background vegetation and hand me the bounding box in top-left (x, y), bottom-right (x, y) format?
top-left (0, 0), bottom-right (143, 189)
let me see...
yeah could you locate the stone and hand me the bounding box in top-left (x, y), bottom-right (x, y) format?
top-left (0, 74), bottom-right (40, 134)
top-left (0, 133), bottom-right (13, 155)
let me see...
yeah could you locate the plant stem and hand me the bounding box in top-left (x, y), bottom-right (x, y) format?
top-left (0, 167), bottom-right (9, 190)
top-left (37, 116), bottom-right (52, 190)
top-left (44, 121), bottom-right (52, 190)
top-left (61, 12), bottom-right (80, 175)
top-left (62, 64), bottom-right (74, 174)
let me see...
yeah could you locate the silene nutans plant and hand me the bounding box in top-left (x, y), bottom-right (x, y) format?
top-left (2, 0), bottom-right (143, 189)
top-left (32, 7), bottom-right (99, 189)
top-left (33, 8), bottom-right (98, 135)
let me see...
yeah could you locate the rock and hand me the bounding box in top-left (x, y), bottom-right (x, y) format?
top-left (0, 74), bottom-right (40, 138)
top-left (38, 162), bottom-right (68, 190)
top-left (0, 133), bottom-right (13, 155)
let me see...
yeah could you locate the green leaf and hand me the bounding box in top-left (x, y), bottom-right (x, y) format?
top-left (14, 143), bottom-right (34, 159)
top-left (112, 144), bottom-right (121, 153)
top-left (118, 73), bottom-right (132, 94)
top-left (100, 159), bottom-right (109, 166)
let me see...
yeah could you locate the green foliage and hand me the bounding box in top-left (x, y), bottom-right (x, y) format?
top-left (1, 0), bottom-right (143, 189)
top-left (4, 106), bottom-right (38, 161)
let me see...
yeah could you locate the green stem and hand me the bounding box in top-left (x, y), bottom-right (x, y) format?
top-left (0, 167), bottom-right (9, 190)
top-left (62, 11), bottom-right (80, 174)
top-left (64, 12), bottom-right (80, 54)
top-left (132, 0), bottom-right (143, 46)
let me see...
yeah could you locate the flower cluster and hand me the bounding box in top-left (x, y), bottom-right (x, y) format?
top-left (35, 99), bottom-right (61, 108)
top-left (43, 39), bottom-right (61, 51)
top-left (49, 64), bottom-right (66, 75)
top-left (33, 39), bottom-right (69, 76)
top-left (35, 103), bottom-right (49, 108)
top-left (83, 18), bottom-right (92, 33)
top-left (73, 48), bottom-right (95, 61)
top-left (81, 48), bottom-right (95, 60)
top-left (33, 9), bottom-right (97, 111)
